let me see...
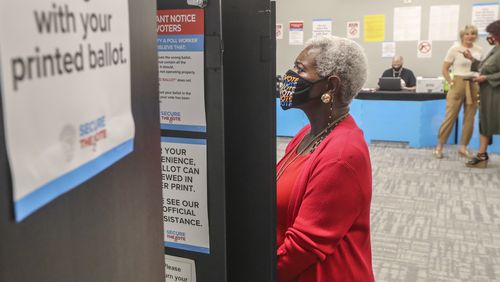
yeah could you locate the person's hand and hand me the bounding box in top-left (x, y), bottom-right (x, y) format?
top-left (461, 49), bottom-right (474, 61)
top-left (473, 75), bottom-right (487, 83)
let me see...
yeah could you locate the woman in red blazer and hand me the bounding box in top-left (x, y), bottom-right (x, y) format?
top-left (277, 36), bottom-right (374, 282)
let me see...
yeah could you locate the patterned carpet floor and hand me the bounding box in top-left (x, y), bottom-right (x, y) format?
top-left (277, 138), bottom-right (500, 282)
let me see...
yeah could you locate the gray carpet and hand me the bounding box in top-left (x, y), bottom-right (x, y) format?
top-left (277, 138), bottom-right (500, 282)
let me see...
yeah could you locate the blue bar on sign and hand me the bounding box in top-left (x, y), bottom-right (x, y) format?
top-left (161, 137), bottom-right (206, 145)
top-left (15, 139), bottom-right (134, 221)
top-left (157, 35), bottom-right (204, 52)
top-left (165, 241), bottom-right (210, 254)
top-left (160, 123), bottom-right (206, 132)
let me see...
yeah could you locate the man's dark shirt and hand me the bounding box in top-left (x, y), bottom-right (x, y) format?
top-left (381, 68), bottom-right (416, 87)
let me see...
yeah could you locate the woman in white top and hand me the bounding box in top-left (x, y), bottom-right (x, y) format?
top-left (434, 25), bottom-right (484, 159)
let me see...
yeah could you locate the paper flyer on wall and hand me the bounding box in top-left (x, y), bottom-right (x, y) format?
top-left (346, 21), bottom-right (360, 39)
top-left (472, 3), bottom-right (499, 36)
top-left (312, 19), bottom-right (332, 38)
top-left (382, 42), bottom-right (396, 58)
top-left (157, 9), bottom-right (206, 132)
top-left (165, 255), bottom-right (197, 282)
top-left (428, 5), bottom-right (460, 41)
top-left (417, 40), bottom-right (432, 58)
top-left (364, 15), bottom-right (385, 42)
top-left (393, 6), bottom-right (421, 41)
top-left (0, 0), bottom-right (134, 221)
top-left (161, 137), bottom-right (210, 254)
top-left (289, 21), bottom-right (304, 45)
top-left (276, 23), bottom-right (284, 39)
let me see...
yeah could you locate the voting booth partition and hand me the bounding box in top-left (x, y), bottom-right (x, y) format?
top-left (0, 0), bottom-right (165, 281)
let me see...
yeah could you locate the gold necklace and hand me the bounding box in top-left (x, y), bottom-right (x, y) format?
top-left (276, 113), bottom-right (349, 180)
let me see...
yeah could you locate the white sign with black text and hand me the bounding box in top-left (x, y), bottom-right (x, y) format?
top-left (0, 0), bottom-right (134, 221)
top-left (165, 255), bottom-right (197, 282)
top-left (162, 137), bottom-right (209, 254)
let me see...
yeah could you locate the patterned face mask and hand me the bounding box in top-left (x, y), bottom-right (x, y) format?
top-left (279, 70), bottom-right (325, 110)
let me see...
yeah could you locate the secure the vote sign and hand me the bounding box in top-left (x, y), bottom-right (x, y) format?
top-left (0, 0), bottom-right (134, 221)
top-left (157, 9), bottom-right (206, 132)
top-left (161, 137), bottom-right (209, 254)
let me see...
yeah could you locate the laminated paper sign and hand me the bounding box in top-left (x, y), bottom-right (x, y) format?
top-left (162, 137), bottom-right (209, 254)
top-left (157, 9), bottom-right (206, 132)
top-left (0, 0), bottom-right (134, 221)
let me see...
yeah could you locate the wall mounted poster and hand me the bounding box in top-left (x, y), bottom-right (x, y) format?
top-left (157, 9), bottom-right (206, 132)
top-left (289, 21), bottom-right (304, 45)
top-left (382, 42), bottom-right (396, 58)
top-left (364, 15), bottom-right (385, 42)
top-left (417, 40), bottom-right (432, 58)
top-left (276, 23), bottom-right (284, 39)
top-left (312, 19), bottom-right (332, 38)
top-left (428, 5), bottom-right (460, 41)
top-left (346, 21), bottom-right (360, 39)
top-left (472, 3), bottom-right (500, 36)
top-left (393, 6), bottom-right (421, 41)
top-left (161, 137), bottom-right (210, 254)
top-left (0, 0), bottom-right (134, 221)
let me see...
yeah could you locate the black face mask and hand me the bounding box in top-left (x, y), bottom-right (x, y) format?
top-left (279, 70), bottom-right (325, 110)
top-left (392, 66), bottom-right (402, 72)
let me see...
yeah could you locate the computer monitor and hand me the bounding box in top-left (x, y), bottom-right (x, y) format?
top-left (378, 77), bottom-right (402, 91)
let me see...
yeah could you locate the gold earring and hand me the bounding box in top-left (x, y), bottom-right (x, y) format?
top-left (321, 93), bottom-right (332, 104)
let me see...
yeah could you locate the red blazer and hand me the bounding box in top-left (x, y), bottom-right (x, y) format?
top-left (277, 116), bottom-right (374, 282)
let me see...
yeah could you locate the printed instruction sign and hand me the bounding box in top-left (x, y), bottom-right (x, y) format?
top-left (472, 3), bottom-right (499, 36)
top-left (0, 0), bottom-right (134, 221)
top-left (346, 21), bottom-right (360, 39)
top-left (157, 9), bottom-right (206, 132)
top-left (165, 255), bottom-right (197, 282)
top-left (382, 42), bottom-right (396, 58)
top-left (428, 5), bottom-right (460, 41)
top-left (289, 21), bottom-right (304, 45)
top-left (393, 6), bottom-right (421, 41)
top-left (162, 137), bottom-right (209, 254)
top-left (312, 19), bottom-right (332, 38)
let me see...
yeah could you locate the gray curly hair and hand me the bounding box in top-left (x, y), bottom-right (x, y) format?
top-left (305, 36), bottom-right (368, 105)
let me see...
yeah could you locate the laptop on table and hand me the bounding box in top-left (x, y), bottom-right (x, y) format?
top-left (378, 77), bottom-right (402, 91)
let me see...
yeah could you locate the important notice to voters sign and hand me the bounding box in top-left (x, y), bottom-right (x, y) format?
top-left (161, 137), bottom-right (209, 254)
top-left (0, 0), bottom-right (134, 221)
top-left (157, 9), bottom-right (206, 132)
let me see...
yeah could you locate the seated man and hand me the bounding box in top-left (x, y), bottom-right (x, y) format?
top-left (381, 55), bottom-right (416, 91)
